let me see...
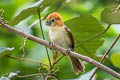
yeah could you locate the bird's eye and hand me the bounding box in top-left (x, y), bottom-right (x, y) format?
top-left (51, 18), bottom-right (55, 22)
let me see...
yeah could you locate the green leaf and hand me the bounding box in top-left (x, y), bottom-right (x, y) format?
top-left (65, 15), bottom-right (105, 59)
top-left (53, 56), bottom-right (79, 79)
top-left (0, 47), bottom-right (14, 58)
top-left (101, 5), bottom-right (120, 24)
top-left (110, 53), bottom-right (120, 68)
top-left (8, 0), bottom-right (66, 26)
top-left (96, 70), bottom-right (118, 80)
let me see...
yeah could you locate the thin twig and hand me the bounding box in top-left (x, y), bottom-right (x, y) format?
top-left (6, 55), bottom-right (48, 66)
top-left (20, 38), bottom-right (27, 58)
top-left (45, 72), bottom-right (57, 80)
top-left (0, 22), bottom-right (120, 79)
top-left (0, 9), bottom-right (4, 17)
top-left (17, 73), bottom-right (44, 78)
top-left (89, 33), bottom-right (120, 80)
top-left (51, 56), bottom-right (64, 70)
top-left (76, 24), bottom-right (111, 48)
top-left (76, 39), bottom-right (92, 56)
top-left (55, 56), bottom-right (64, 64)
top-left (37, 8), bottom-right (51, 67)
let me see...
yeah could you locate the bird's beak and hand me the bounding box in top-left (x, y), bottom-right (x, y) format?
top-left (46, 21), bottom-right (52, 26)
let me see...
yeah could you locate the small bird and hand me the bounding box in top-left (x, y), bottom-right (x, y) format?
top-left (46, 12), bottom-right (85, 74)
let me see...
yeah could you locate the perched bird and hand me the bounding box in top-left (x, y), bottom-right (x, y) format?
top-left (46, 12), bottom-right (85, 74)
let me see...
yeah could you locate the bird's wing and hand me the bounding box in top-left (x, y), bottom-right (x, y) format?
top-left (64, 26), bottom-right (75, 51)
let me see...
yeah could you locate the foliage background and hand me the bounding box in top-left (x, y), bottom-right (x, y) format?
top-left (0, 0), bottom-right (120, 80)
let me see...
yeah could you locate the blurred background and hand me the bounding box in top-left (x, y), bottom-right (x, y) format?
top-left (0, 0), bottom-right (120, 80)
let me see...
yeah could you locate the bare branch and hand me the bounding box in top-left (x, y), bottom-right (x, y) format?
top-left (17, 73), bottom-right (44, 78)
top-left (89, 33), bottom-right (120, 80)
top-left (0, 22), bottom-right (120, 79)
top-left (6, 55), bottom-right (48, 66)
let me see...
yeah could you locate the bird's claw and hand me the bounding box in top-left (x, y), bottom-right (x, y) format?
top-left (66, 48), bottom-right (71, 56)
top-left (49, 42), bottom-right (55, 49)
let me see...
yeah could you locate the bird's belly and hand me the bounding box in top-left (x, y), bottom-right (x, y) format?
top-left (49, 30), bottom-right (71, 49)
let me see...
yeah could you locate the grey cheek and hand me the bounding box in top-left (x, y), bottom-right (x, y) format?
top-left (49, 21), bottom-right (52, 25)
top-left (46, 21), bottom-right (52, 26)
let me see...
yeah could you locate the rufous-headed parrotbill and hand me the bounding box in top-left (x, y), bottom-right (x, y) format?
top-left (46, 12), bottom-right (85, 74)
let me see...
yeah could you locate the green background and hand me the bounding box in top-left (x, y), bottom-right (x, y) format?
top-left (0, 0), bottom-right (120, 80)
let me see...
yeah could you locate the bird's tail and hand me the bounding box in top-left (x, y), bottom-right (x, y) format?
top-left (69, 56), bottom-right (85, 74)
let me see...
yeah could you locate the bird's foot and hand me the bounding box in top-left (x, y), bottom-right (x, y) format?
top-left (49, 42), bottom-right (55, 49)
top-left (65, 48), bottom-right (71, 56)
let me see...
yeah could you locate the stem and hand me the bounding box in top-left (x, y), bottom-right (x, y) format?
top-left (76, 24), bottom-right (111, 48)
top-left (0, 9), bottom-right (4, 17)
top-left (51, 56), bottom-right (64, 70)
top-left (6, 55), bottom-right (48, 66)
top-left (55, 56), bottom-right (64, 64)
top-left (76, 39), bottom-right (91, 56)
top-left (0, 21), bottom-right (120, 79)
top-left (89, 33), bottom-right (120, 80)
top-left (17, 73), bottom-right (44, 78)
top-left (20, 38), bottom-right (27, 58)
top-left (37, 8), bottom-right (51, 67)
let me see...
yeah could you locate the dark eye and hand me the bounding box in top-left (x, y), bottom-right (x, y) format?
top-left (51, 18), bottom-right (55, 22)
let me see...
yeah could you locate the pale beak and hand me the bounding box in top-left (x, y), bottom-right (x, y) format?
top-left (46, 21), bottom-right (52, 26)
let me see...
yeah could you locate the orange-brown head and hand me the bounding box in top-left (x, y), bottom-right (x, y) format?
top-left (46, 12), bottom-right (64, 27)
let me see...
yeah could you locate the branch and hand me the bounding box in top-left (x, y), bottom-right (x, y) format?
top-left (0, 22), bottom-right (120, 79)
top-left (89, 33), bottom-right (120, 80)
top-left (6, 55), bottom-right (48, 66)
top-left (17, 73), bottom-right (44, 78)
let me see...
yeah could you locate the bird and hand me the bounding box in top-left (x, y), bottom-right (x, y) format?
top-left (46, 12), bottom-right (85, 74)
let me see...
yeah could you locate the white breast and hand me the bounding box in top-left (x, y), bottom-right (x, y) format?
top-left (49, 26), bottom-right (71, 49)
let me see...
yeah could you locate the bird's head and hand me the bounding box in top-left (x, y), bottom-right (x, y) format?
top-left (46, 12), bottom-right (64, 27)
